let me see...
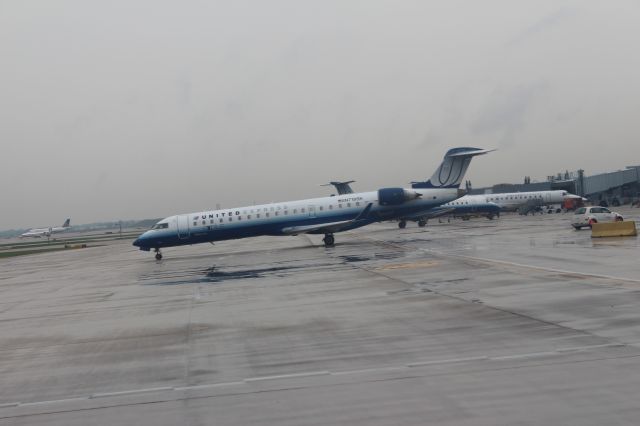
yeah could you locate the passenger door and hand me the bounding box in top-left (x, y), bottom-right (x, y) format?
top-left (308, 205), bottom-right (316, 218)
top-left (177, 215), bottom-right (190, 239)
top-left (599, 208), bottom-right (614, 221)
top-left (589, 207), bottom-right (606, 221)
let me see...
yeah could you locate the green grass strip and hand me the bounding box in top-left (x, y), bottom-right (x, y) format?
top-left (0, 247), bottom-right (70, 258)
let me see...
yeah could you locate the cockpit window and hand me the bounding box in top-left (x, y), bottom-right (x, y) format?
top-left (152, 223), bottom-right (169, 230)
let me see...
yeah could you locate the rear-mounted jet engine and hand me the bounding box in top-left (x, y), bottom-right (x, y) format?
top-left (378, 188), bottom-right (422, 206)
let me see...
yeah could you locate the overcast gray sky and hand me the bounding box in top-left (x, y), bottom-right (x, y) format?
top-left (1, 0), bottom-right (639, 229)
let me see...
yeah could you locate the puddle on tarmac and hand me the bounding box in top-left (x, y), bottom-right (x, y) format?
top-left (339, 255), bottom-right (370, 263)
top-left (374, 251), bottom-right (404, 260)
top-left (139, 262), bottom-right (344, 286)
top-left (339, 251), bottom-right (404, 264)
top-left (140, 264), bottom-right (300, 285)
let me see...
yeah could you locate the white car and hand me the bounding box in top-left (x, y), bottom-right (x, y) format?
top-left (572, 206), bottom-right (623, 230)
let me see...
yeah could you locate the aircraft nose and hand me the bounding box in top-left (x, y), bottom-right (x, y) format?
top-left (133, 231), bottom-right (149, 247)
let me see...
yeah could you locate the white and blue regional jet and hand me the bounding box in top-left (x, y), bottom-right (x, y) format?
top-left (133, 147), bottom-right (491, 259)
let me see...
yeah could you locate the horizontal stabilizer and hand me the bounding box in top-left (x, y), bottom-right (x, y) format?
top-left (321, 181), bottom-right (355, 195)
top-left (446, 148), bottom-right (495, 157)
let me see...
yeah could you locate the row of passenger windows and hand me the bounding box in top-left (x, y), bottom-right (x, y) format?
top-left (488, 195), bottom-right (543, 201)
top-left (192, 202), bottom-right (362, 227)
top-left (448, 195), bottom-right (544, 206)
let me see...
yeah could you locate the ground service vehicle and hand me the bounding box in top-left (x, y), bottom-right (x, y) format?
top-left (572, 206), bottom-right (623, 230)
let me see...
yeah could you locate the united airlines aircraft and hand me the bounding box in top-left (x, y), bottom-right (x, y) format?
top-left (20, 218), bottom-right (71, 238)
top-left (133, 147), bottom-right (491, 259)
top-left (464, 190), bottom-right (582, 211)
top-left (399, 196), bottom-right (501, 227)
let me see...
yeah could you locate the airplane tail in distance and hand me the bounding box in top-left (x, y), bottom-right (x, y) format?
top-left (62, 218), bottom-right (71, 228)
top-left (412, 147), bottom-right (493, 189)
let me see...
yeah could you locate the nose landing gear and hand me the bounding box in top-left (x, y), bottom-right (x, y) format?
top-left (154, 248), bottom-right (163, 260)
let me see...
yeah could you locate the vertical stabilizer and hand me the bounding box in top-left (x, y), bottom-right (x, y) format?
top-left (412, 147), bottom-right (493, 189)
top-left (62, 218), bottom-right (71, 228)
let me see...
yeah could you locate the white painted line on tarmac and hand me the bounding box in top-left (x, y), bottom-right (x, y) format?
top-left (362, 233), bottom-right (640, 285)
top-left (2, 342), bottom-right (633, 411)
top-left (419, 247), bottom-right (640, 285)
top-left (244, 371), bottom-right (330, 383)
top-left (407, 356), bottom-right (489, 367)
top-left (0, 403), bottom-right (20, 409)
top-left (18, 397), bottom-right (88, 407)
top-left (490, 351), bottom-right (557, 361)
top-left (174, 381), bottom-right (245, 391)
top-left (556, 343), bottom-right (626, 353)
top-left (331, 366), bottom-right (407, 376)
top-left (90, 386), bottom-right (173, 399)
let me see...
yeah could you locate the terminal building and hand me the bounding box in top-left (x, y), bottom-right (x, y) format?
top-left (470, 166), bottom-right (640, 206)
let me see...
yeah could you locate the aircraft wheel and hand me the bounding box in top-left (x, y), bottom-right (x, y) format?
top-left (398, 221), bottom-right (407, 229)
top-left (323, 234), bottom-right (335, 247)
top-left (418, 219), bottom-right (426, 227)
top-left (154, 248), bottom-right (162, 260)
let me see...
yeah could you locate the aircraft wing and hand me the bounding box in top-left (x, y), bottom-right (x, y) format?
top-left (281, 203), bottom-right (373, 235)
top-left (281, 220), bottom-right (354, 235)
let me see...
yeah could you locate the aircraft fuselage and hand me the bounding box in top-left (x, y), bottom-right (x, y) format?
top-left (133, 188), bottom-right (459, 250)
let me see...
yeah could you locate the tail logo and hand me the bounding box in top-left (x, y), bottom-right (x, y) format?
top-left (437, 161), bottom-right (453, 186)
top-left (412, 147), bottom-right (492, 189)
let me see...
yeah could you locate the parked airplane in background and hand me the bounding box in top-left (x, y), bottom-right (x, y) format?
top-left (325, 180), bottom-right (501, 228)
top-left (399, 196), bottom-right (501, 228)
top-left (20, 219), bottom-right (71, 238)
top-left (466, 190), bottom-right (583, 212)
top-left (133, 147), bottom-right (492, 259)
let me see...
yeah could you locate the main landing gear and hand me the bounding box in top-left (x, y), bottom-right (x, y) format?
top-left (323, 233), bottom-right (335, 247)
top-left (398, 220), bottom-right (407, 229)
top-left (154, 248), bottom-right (163, 260)
top-left (418, 219), bottom-right (427, 227)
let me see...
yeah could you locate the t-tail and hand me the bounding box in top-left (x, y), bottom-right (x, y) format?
top-left (411, 147), bottom-right (494, 189)
top-left (62, 218), bottom-right (71, 228)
